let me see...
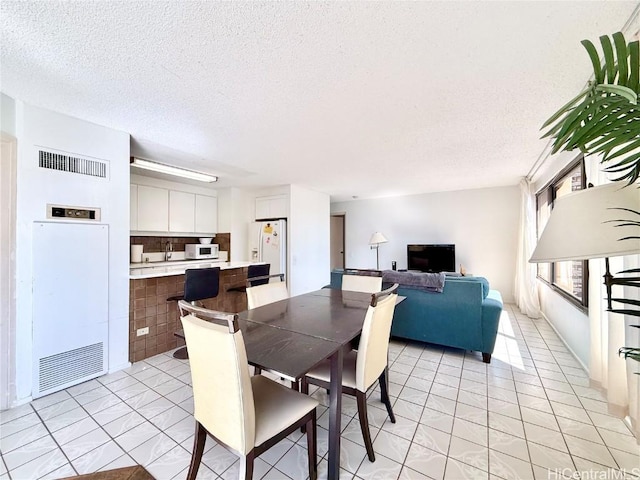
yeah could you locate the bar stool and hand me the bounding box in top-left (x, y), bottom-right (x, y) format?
top-left (167, 267), bottom-right (220, 359)
top-left (226, 263), bottom-right (271, 293)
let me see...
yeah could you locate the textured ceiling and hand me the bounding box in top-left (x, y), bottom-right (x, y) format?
top-left (1, 1), bottom-right (638, 201)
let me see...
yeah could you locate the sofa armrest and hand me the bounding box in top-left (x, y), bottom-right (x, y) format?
top-left (481, 290), bottom-right (503, 355)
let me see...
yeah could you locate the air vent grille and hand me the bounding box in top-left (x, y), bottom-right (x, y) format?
top-left (39, 150), bottom-right (108, 178)
top-left (38, 343), bottom-right (104, 393)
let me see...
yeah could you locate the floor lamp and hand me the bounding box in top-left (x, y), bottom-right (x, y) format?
top-left (529, 183), bottom-right (640, 311)
top-left (369, 232), bottom-right (388, 270)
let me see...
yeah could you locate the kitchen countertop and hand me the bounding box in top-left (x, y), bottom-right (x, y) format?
top-left (129, 260), bottom-right (266, 279)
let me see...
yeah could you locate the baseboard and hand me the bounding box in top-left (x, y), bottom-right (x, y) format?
top-left (538, 310), bottom-right (589, 374)
top-left (109, 361), bottom-right (131, 374)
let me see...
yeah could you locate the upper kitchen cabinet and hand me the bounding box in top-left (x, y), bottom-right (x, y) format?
top-left (137, 185), bottom-right (169, 231)
top-left (195, 194), bottom-right (217, 233)
top-left (169, 190), bottom-right (195, 232)
top-left (255, 194), bottom-right (288, 220)
top-left (131, 183), bottom-right (217, 234)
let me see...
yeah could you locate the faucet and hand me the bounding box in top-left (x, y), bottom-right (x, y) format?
top-left (165, 241), bottom-right (173, 261)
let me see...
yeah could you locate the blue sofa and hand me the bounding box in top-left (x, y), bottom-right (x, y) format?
top-left (330, 270), bottom-right (503, 363)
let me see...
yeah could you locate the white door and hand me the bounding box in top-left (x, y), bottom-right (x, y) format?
top-left (330, 215), bottom-right (345, 270)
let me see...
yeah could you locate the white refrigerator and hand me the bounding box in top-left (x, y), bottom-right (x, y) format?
top-left (250, 219), bottom-right (287, 280)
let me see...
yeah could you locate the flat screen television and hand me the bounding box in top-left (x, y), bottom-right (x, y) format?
top-left (407, 244), bottom-right (455, 273)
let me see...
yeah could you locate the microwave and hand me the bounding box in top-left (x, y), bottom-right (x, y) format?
top-left (185, 243), bottom-right (219, 260)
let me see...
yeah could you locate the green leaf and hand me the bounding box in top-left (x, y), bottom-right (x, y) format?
top-left (602, 137), bottom-right (640, 162)
top-left (582, 39), bottom-right (604, 84)
top-left (541, 89), bottom-right (590, 129)
top-left (575, 107), bottom-right (636, 148)
top-left (601, 35), bottom-right (616, 83)
top-left (613, 32), bottom-right (629, 86)
top-left (611, 298), bottom-right (640, 307)
top-left (590, 119), bottom-right (639, 144)
top-left (595, 84), bottom-right (638, 104)
top-left (610, 309), bottom-right (640, 316)
top-left (620, 268), bottom-right (640, 274)
top-left (588, 122), bottom-right (640, 152)
top-left (629, 40), bottom-right (639, 93)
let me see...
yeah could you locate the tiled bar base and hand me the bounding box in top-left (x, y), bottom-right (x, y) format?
top-left (128, 266), bottom-right (248, 362)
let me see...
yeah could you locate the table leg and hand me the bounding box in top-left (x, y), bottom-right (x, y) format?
top-left (327, 347), bottom-right (343, 480)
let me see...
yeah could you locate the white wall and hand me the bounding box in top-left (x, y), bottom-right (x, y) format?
top-left (217, 187), bottom-right (252, 261)
top-left (289, 185), bottom-right (330, 296)
top-left (13, 102), bottom-right (130, 404)
top-left (539, 286), bottom-right (589, 368)
top-left (331, 185), bottom-right (520, 302)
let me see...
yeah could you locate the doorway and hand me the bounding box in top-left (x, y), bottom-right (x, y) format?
top-left (330, 214), bottom-right (345, 270)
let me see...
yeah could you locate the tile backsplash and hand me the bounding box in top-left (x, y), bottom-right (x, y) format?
top-left (130, 233), bottom-right (230, 258)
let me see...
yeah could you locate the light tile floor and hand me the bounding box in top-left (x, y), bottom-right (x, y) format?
top-left (1, 304), bottom-right (639, 479)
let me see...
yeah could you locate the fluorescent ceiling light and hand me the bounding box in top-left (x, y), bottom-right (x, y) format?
top-left (130, 157), bottom-right (217, 183)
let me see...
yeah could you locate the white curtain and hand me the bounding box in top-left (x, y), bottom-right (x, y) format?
top-left (585, 159), bottom-right (639, 440)
top-left (514, 178), bottom-right (541, 318)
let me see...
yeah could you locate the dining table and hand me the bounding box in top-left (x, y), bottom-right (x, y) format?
top-left (238, 287), bottom-right (378, 480)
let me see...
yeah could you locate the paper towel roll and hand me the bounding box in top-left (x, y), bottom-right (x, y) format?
top-left (131, 245), bottom-right (143, 263)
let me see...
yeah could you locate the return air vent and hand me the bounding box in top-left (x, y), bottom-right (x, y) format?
top-left (39, 149), bottom-right (108, 178)
top-left (38, 342), bottom-right (104, 394)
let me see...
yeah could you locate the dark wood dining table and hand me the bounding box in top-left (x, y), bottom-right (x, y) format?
top-left (238, 288), bottom-right (376, 480)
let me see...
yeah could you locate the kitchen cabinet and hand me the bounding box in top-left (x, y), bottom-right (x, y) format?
top-left (169, 191), bottom-right (195, 233)
top-left (130, 184), bottom-right (138, 230)
top-left (137, 185), bottom-right (169, 231)
top-left (131, 183), bottom-right (217, 234)
top-left (195, 194), bottom-right (217, 233)
top-left (255, 194), bottom-right (288, 220)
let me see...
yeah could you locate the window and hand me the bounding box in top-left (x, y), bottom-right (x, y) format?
top-left (535, 158), bottom-right (588, 307)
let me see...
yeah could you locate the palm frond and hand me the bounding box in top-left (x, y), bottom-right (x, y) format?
top-left (542, 32), bottom-right (640, 186)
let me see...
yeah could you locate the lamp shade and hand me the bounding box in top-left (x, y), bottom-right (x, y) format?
top-left (369, 232), bottom-right (388, 245)
top-left (530, 183), bottom-right (640, 263)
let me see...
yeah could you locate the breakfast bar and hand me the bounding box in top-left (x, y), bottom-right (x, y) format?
top-left (128, 260), bottom-right (265, 362)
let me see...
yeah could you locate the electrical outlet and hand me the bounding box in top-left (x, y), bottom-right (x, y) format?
top-left (137, 327), bottom-right (149, 336)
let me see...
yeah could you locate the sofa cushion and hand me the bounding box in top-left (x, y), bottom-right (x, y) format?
top-left (447, 276), bottom-right (490, 299)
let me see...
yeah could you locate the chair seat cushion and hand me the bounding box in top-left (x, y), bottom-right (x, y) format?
top-left (252, 375), bottom-right (318, 448)
top-left (305, 350), bottom-right (358, 391)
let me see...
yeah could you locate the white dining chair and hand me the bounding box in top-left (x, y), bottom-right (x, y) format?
top-left (301, 284), bottom-right (399, 463)
top-left (246, 273), bottom-right (288, 309)
top-left (246, 273), bottom-right (298, 387)
top-left (179, 300), bottom-right (318, 480)
top-left (342, 269), bottom-right (383, 293)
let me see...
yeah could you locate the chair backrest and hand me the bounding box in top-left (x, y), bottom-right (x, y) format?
top-left (179, 301), bottom-right (255, 455)
top-left (246, 274), bottom-right (288, 309)
top-left (355, 284), bottom-right (399, 392)
top-left (184, 267), bottom-right (220, 302)
top-left (342, 269), bottom-right (383, 293)
top-left (247, 263), bottom-right (271, 287)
